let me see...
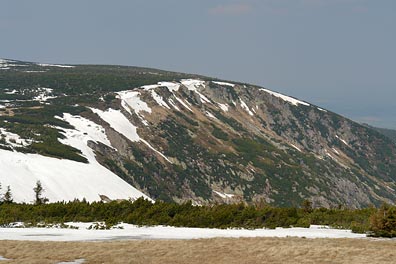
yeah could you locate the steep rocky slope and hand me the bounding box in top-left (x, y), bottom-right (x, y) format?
top-left (1, 59), bottom-right (396, 207)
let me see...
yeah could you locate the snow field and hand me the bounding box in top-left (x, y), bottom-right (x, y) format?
top-left (260, 88), bottom-right (310, 106)
top-left (0, 148), bottom-right (150, 203)
top-left (0, 113), bottom-right (151, 203)
top-left (0, 223), bottom-right (366, 241)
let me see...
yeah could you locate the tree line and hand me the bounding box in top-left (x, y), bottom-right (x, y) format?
top-left (0, 180), bottom-right (47, 205)
top-left (0, 182), bottom-right (395, 237)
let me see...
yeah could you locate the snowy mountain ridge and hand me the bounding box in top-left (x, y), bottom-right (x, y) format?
top-left (1, 59), bottom-right (396, 207)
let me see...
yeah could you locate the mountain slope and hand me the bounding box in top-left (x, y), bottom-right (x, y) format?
top-left (372, 126), bottom-right (396, 143)
top-left (1, 59), bottom-right (396, 207)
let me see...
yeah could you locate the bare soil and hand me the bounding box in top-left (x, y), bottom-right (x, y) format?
top-left (1, 237), bottom-right (396, 264)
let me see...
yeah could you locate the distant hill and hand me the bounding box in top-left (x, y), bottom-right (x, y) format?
top-left (371, 126), bottom-right (396, 143)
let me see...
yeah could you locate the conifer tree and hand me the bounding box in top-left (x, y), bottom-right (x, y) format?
top-left (33, 180), bottom-right (48, 205)
top-left (3, 185), bottom-right (13, 204)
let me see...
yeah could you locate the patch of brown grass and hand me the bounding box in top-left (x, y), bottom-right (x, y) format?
top-left (1, 237), bottom-right (396, 264)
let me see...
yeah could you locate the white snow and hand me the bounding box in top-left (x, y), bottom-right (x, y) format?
top-left (336, 135), bottom-right (350, 147)
top-left (141, 82), bottom-right (180, 92)
top-left (0, 113), bottom-right (150, 203)
top-left (260, 88), bottom-right (310, 106)
top-left (4, 89), bottom-right (18, 95)
top-left (324, 149), bottom-right (348, 168)
top-left (205, 111), bottom-right (217, 119)
top-left (141, 84), bottom-right (160, 90)
top-left (37, 63), bottom-right (75, 68)
top-left (116, 90), bottom-right (151, 126)
top-left (174, 96), bottom-right (193, 112)
top-left (212, 81), bottom-right (235, 87)
top-left (240, 99), bottom-right (254, 116)
top-left (0, 256), bottom-right (10, 261)
top-left (332, 147), bottom-right (340, 155)
top-left (213, 190), bottom-right (235, 199)
top-left (0, 59), bottom-right (26, 69)
top-left (140, 139), bottom-right (172, 163)
top-left (33, 87), bottom-right (57, 102)
top-left (181, 79), bottom-right (211, 103)
top-left (0, 128), bottom-right (32, 148)
top-left (150, 90), bottom-right (171, 109)
top-left (57, 113), bottom-right (113, 151)
top-left (168, 98), bottom-right (180, 111)
top-left (58, 259), bottom-right (85, 264)
top-left (318, 107), bottom-right (327, 112)
top-left (90, 108), bottom-right (141, 142)
top-left (290, 144), bottom-right (302, 152)
top-left (158, 81), bottom-right (181, 92)
top-left (0, 148), bottom-right (150, 203)
top-left (90, 108), bottom-right (171, 163)
top-left (217, 103), bottom-right (229, 112)
top-left (0, 223), bottom-right (366, 241)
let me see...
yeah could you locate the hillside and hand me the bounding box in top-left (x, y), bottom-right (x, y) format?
top-left (372, 127), bottom-right (396, 143)
top-left (1, 58), bottom-right (396, 207)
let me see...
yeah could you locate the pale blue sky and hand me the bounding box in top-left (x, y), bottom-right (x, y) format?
top-left (1, 0), bottom-right (395, 128)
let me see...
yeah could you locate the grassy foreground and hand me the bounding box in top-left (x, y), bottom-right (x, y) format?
top-left (1, 237), bottom-right (396, 264)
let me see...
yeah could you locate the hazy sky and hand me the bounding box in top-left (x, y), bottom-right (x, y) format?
top-left (1, 0), bottom-right (395, 128)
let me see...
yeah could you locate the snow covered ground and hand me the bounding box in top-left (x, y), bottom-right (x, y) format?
top-left (0, 148), bottom-right (150, 203)
top-left (0, 223), bottom-right (366, 242)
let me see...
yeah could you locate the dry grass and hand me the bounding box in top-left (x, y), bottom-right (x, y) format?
top-left (1, 237), bottom-right (396, 264)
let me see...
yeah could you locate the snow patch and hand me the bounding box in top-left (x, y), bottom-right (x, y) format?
top-left (332, 147), bottom-right (340, 155)
top-left (260, 88), bottom-right (310, 106)
top-left (4, 89), bottom-right (18, 95)
top-left (159, 82), bottom-right (180, 92)
top-left (205, 111), bottom-right (217, 119)
top-left (290, 144), bottom-right (302, 152)
top-left (38, 63), bottom-right (75, 68)
top-left (33, 87), bottom-right (57, 102)
top-left (318, 107), bottom-right (327, 112)
top-left (168, 98), bottom-right (180, 111)
top-left (181, 79), bottom-right (211, 103)
top-left (336, 135), bottom-right (350, 147)
top-left (217, 103), bottom-right (229, 112)
top-left (174, 96), bottom-right (193, 112)
top-left (23, 70), bottom-right (47, 73)
top-left (0, 223), bottom-right (366, 241)
top-left (58, 259), bottom-right (85, 264)
top-left (0, 128), bottom-right (32, 148)
top-left (0, 59), bottom-right (27, 69)
top-left (213, 190), bottom-right (235, 199)
top-left (150, 90), bottom-right (170, 109)
top-left (116, 90), bottom-right (151, 125)
top-left (90, 108), bottom-right (141, 142)
top-left (116, 91), bottom-right (152, 115)
top-left (141, 84), bottom-right (159, 90)
top-left (325, 149), bottom-right (348, 168)
top-left (141, 82), bottom-right (180, 92)
top-left (57, 113), bottom-right (113, 152)
top-left (90, 108), bottom-right (171, 163)
top-left (0, 148), bottom-right (150, 203)
top-left (240, 99), bottom-right (254, 116)
top-left (212, 81), bottom-right (235, 87)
